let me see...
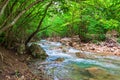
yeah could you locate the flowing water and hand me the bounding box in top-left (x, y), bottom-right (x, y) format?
top-left (33, 40), bottom-right (120, 80)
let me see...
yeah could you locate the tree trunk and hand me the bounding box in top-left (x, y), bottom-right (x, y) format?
top-left (0, 0), bottom-right (43, 34)
top-left (25, 1), bottom-right (52, 45)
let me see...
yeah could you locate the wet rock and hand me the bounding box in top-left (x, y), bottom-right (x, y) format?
top-left (28, 44), bottom-right (48, 59)
top-left (38, 66), bottom-right (44, 70)
top-left (85, 67), bottom-right (118, 80)
top-left (89, 78), bottom-right (95, 80)
top-left (59, 46), bottom-right (63, 49)
top-left (68, 42), bottom-right (73, 47)
top-left (83, 77), bottom-right (89, 80)
top-left (62, 48), bottom-right (67, 52)
top-left (85, 67), bottom-right (112, 80)
top-left (85, 67), bottom-right (103, 76)
top-left (55, 58), bottom-right (64, 62)
top-left (75, 52), bottom-right (87, 58)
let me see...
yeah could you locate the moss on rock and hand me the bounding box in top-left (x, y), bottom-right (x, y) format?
top-left (28, 44), bottom-right (48, 59)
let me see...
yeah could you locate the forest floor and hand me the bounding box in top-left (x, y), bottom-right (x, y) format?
top-left (0, 47), bottom-right (47, 80)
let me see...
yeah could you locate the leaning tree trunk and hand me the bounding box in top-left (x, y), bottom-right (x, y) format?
top-left (25, 1), bottom-right (52, 46)
top-left (0, 0), bottom-right (43, 34)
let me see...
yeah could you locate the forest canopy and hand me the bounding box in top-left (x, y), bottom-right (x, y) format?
top-left (0, 0), bottom-right (120, 50)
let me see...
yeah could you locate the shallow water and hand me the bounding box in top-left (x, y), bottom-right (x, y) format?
top-left (35, 40), bottom-right (120, 80)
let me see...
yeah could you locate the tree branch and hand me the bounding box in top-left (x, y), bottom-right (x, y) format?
top-left (0, 0), bottom-right (10, 16)
top-left (0, 0), bottom-right (43, 34)
top-left (25, 1), bottom-right (52, 45)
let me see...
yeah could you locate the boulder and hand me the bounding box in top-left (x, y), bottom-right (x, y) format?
top-left (85, 67), bottom-right (103, 77)
top-left (28, 44), bottom-right (48, 59)
top-left (106, 30), bottom-right (118, 39)
top-left (60, 38), bottom-right (72, 46)
top-left (71, 35), bottom-right (80, 42)
top-left (62, 48), bottom-right (68, 52)
top-left (75, 52), bottom-right (87, 58)
top-left (55, 58), bottom-right (64, 62)
top-left (85, 67), bottom-right (117, 80)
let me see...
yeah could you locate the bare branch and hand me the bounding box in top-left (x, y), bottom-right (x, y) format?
top-left (0, 0), bottom-right (10, 16)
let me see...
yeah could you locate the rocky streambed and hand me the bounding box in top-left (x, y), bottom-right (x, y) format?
top-left (28, 40), bottom-right (120, 80)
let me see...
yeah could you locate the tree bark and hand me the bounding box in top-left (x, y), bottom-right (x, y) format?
top-left (0, 0), bottom-right (10, 16)
top-left (25, 1), bottom-right (52, 45)
top-left (0, 0), bottom-right (18, 29)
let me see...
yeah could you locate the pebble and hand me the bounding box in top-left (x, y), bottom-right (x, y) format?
top-left (110, 48), bottom-right (114, 52)
top-left (89, 47), bottom-right (95, 50)
top-left (18, 76), bottom-right (25, 80)
top-left (6, 75), bottom-right (11, 79)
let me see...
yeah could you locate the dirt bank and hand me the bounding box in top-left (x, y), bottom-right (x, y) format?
top-left (0, 47), bottom-right (46, 80)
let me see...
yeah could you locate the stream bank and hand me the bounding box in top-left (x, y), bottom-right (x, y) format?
top-left (0, 47), bottom-right (47, 80)
top-left (47, 36), bottom-right (120, 56)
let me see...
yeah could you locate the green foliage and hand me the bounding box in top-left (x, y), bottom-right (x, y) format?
top-left (37, 0), bottom-right (120, 42)
top-left (117, 37), bottom-right (120, 43)
top-left (100, 19), bottom-right (119, 30)
top-left (0, 0), bottom-right (120, 47)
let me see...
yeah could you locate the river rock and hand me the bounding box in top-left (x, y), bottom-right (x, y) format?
top-left (85, 67), bottom-right (102, 76)
top-left (60, 38), bottom-right (72, 46)
top-left (75, 52), bottom-right (87, 58)
top-left (62, 48), bottom-right (68, 52)
top-left (89, 78), bottom-right (96, 80)
top-left (55, 58), bottom-right (64, 62)
top-left (89, 47), bottom-right (95, 50)
top-left (28, 44), bottom-right (48, 59)
top-left (72, 35), bottom-right (80, 42)
top-left (85, 67), bottom-right (117, 80)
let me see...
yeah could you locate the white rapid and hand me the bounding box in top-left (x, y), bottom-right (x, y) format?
top-left (35, 40), bottom-right (120, 80)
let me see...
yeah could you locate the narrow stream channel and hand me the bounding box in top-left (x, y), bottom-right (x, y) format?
top-left (31, 40), bottom-right (120, 80)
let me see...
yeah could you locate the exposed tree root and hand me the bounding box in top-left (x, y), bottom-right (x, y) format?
top-left (0, 52), bottom-right (3, 61)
